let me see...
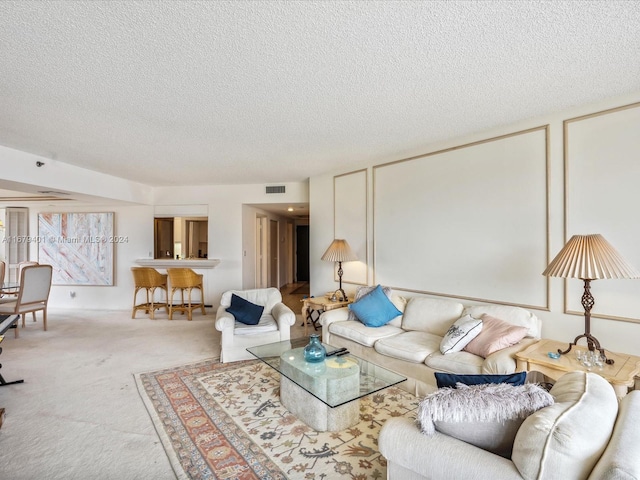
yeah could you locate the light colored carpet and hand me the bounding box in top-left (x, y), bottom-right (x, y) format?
top-left (136, 358), bottom-right (419, 479)
top-left (0, 308), bottom-right (308, 480)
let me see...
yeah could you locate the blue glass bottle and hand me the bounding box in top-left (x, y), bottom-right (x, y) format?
top-left (303, 334), bottom-right (326, 363)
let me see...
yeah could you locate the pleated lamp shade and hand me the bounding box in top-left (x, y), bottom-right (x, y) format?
top-left (542, 234), bottom-right (640, 280)
top-left (321, 239), bottom-right (358, 262)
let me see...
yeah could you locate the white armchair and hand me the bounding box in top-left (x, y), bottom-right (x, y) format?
top-left (215, 288), bottom-right (296, 363)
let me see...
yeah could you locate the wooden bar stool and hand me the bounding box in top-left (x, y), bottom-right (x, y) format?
top-left (131, 267), bottom-right (168, 319)
top-left (167, 268), bottom-right (206, 320)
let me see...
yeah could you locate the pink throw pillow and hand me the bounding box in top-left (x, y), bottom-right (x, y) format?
top-left (463, 314), bottom-right (528, 358)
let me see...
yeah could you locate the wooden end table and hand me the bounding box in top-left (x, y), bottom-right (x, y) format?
top-left (301, 296), bottom-right (352, 336)
top-left (515, 338), bottom-right (640, 398)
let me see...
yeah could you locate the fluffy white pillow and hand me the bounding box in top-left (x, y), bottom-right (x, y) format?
top-left (417, 382), bottom-right (554, 458)
top-left (439, 314), bottom-right (483, 354)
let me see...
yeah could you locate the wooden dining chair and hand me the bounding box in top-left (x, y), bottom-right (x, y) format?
top-left (0, 264), bottom-right (53, 335)
top-left (17, 261), bottom-right (38, 283)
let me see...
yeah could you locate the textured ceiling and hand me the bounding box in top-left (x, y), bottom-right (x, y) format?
top-left (1, 1), bottom-right (639, 188)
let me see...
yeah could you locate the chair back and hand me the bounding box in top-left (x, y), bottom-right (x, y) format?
top-left (18, 265), bottom-right (53, 305)
top-left (131, 267), bottom-right (167, 288)
top-left (168, 268), bottom-right (202, 288)
top-left (0, 260), bottom-right (5, 287)
top-left (220, 288), bottom-right (282, 314)
top-left (17, 261), bottom-right (39, 284)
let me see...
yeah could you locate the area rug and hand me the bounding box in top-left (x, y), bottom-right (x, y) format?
top-left (135, 358), bottom-right (418, 479)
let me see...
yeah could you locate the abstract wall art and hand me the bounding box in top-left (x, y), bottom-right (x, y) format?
top-left (38, 212), bottom-right (115, 285)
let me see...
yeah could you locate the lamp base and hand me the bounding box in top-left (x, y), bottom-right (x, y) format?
top-left (332, 288), bottom-right (348, 302)
top-left (558, 333), bottom-right (614, 365)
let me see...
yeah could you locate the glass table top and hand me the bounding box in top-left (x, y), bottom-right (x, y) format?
top-left (247, 337), bottom-right (406, 408)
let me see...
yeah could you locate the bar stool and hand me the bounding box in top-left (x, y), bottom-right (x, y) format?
top-left (167, 268), bottom-right (206, 320)
top-left (131, 267), bottom-right (168, 319)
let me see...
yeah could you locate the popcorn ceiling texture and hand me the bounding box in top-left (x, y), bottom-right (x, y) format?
top-left (0, 0), bottom-right (639, 186)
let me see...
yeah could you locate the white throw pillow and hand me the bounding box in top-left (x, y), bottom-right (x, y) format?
top-left (417, 382), bottom-right (554, 458)
top-left (439, 314), bottom-right (483, 354)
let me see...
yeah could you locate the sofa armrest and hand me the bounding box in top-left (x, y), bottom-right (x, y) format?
top-left (482, 338), bottom-right (538, 374)
top-left (319, 307), bottom-right (349, 327)
top-left (214, 305), bottom-right (235, 332)
top-left (379, 417), bottom-right (523, 479)
top-left (320, 307), bottom-right (350, 343)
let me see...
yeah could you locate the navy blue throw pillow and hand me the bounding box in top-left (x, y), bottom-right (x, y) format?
top-left (434, 372), bottom-right (527, 389)
top-left (226, 294), bottom-right (264, 325)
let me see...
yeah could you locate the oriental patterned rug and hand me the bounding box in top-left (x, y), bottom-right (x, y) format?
top-left (135, 358), bottom-right (418, 480)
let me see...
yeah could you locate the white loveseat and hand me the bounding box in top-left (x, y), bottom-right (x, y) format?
top-left (321, 295), bottom-right (541, 395)
top-left (379, 371), bottom-right (640, 480)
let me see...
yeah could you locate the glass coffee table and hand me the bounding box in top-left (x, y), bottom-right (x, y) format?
top-left (247, 337), bottom-right (406, 431)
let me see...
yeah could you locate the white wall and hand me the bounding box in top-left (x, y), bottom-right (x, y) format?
top-left (30, 205), bottom-right (154, 309)
top-left (0, 151), bottom-right (308, 310)
top-left (310, 91), bottom-right (640, 356)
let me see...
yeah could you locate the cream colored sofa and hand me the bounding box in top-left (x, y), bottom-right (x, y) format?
top-left (379, 371), bottom-right (640, 480)
top-left (320, 296), bottom-right (541, 395)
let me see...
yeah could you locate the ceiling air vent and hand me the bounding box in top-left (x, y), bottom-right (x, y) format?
top-left (266, 185), bottom-right (285, 194)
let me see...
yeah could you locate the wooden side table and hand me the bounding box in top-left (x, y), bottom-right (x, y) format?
top-left (301, 296), bottom-right (351, 336)
top-left (515, 338), bottom-right (640, 398)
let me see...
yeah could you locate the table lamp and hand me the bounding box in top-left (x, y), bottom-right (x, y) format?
top-left (542, 234), bottom-right (640, 364)
top-left (321, 239), bottom-right (358, 302)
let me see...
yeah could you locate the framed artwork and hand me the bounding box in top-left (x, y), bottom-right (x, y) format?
top-left (38, 212), bottom-right (115, 285)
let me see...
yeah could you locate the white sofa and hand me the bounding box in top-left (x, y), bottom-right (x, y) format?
top-left (379, 371), bottom-right (640, 480)
top-left (320, 295), bottom-right (541, 395)
top-left (215, 288), bottom-right (296, 363)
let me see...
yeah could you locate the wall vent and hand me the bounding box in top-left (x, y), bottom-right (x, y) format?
top-left (266, 185), bottom-right (286, 194)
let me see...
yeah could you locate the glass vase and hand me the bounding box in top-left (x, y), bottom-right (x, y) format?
top-left (303, 334), bottom-right (326, 363)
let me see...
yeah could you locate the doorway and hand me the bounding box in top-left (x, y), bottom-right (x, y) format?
top-left (154, 218), bottom-right (174, 259)
top-left (296, 225), bottom-right (309, 282)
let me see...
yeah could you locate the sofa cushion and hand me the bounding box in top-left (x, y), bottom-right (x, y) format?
top-left (512, 371), bottom-right (618, 480)
top-left (401, 297), bottom-right (465, 336)
top-left (425, 350), bottom-right (484, 374)
top-left (463, 314), bottom-right (528, 358)
top-left (434, 372), bottom-right (527, 389)
top-left (226, 293), bottom-right (264, 325)
top-left (347, 285), bottom-right (393, 322)
top-left (328, 320), bottom-right (403, 347)
top-left (233, 315), bottom-right (278, 335)
top-left (417, 382), bottom-right (554, 458)
top-left (462, 304), bottom-right (541, 338)
top-left (440, 314), bottom-right (483, 354)
top-left (374, 331), bottom-right (442, 363)
top-left (349, 285), bottom-right (403, 327)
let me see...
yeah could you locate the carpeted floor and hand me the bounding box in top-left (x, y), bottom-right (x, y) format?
top-left (136, 357), bottom-right (419, 479)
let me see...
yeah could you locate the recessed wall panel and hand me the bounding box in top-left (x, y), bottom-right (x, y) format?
top-left (565, 102), bottom-right (640, 323)
top-left (334, 170), bottom-right (368, 286)
top-left (373, 127), bottom-right (548, 308)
